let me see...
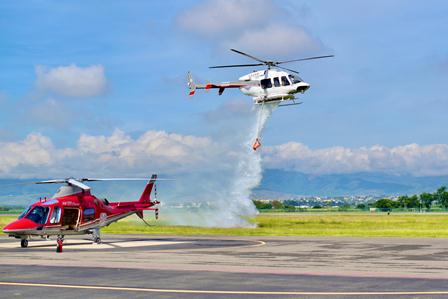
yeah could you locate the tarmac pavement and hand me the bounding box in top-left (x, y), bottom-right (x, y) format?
top-left (1, 234), bottom-right (448, 298)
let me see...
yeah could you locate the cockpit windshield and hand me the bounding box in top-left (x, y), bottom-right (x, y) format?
top-left (25, 206), bottom-right (50, 224)
top-left (288, 74), bottom-right (302, 84)
top-left (18, 205), bottom-right (32, 219)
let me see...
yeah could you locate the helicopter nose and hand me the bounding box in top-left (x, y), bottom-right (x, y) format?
top-left (2, 218), bottom-right (39, 234)
top-left (296, 82), bottom-right (310, 93)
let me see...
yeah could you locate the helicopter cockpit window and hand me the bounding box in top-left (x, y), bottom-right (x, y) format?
top-left (288, 75), bottom-right (302, 84)
top-left (50, 206), bottom-right (61, 224)
top-left (26, 206), bottom-right (50, 224)
top-left (273, 77), bottom-right (280, 87)
top-left (281, 76), bottom-right (290, 86)
top-left (18, 205), bottom-right (32, 219)
top-left (260, 78), bottom-right (272, 89)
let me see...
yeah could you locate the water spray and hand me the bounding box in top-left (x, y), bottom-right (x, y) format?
top-left (160, 102), bottom-right (278, 228)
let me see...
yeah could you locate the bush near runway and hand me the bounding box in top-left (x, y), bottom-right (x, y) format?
top-left (3, 213), bottom-right (448, 238)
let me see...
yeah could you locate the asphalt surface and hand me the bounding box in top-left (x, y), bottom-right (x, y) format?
top-left (1, 235), bottom-right (448, 298)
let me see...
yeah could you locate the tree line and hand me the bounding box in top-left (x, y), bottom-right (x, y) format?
top-left (373, 186), bottom-right (448, 211)
top-left (252, 186), bottom-right (448, 212)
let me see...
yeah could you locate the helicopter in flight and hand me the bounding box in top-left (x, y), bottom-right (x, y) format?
top-left (2, 175), bottom-right (160, 252)
top-left (187, 49), bottom-right (333, 150)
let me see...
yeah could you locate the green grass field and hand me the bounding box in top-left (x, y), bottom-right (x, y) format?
top-left (3, 213), bottom-right (448, 237)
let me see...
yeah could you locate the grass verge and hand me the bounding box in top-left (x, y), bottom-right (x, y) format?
top-left (2, 213), bottom-right (448, 238)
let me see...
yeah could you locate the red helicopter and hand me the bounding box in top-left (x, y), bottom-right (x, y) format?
top-left (2, 174), bottom-right (160, 252)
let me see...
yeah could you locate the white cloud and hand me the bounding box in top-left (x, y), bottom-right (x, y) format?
top-left (176, 0), bottom-right (277, 38)
top-left (76, 129), bottom-right (216, 173)
top-left (36, 64), bottom-right (106, 97)
top-left (226, 24), bottom-right (321, 57)
top-left (175, 0), bottom-right (323, 57)
top-left (0, 130), bottom-right (219, 178)
top-left (2, 131), bottom-right (448, 178)
top-left (0, 134), bottom-right (55, 174)
top-left (264, 142), bottom-right (448, 176)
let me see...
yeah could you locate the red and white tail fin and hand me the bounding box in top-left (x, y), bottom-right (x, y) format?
top-left (138, 174), bottom-right (157, 203)
top-left (187, 71), bottom-right (196, 96)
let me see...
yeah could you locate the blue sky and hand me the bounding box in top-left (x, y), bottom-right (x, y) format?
top-left (1, 0), bottom-right (448, 177)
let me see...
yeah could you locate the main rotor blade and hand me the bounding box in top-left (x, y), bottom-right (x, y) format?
top-left (35, 179), bottom-right (67, 185)
top-left (277, 55), bottom-right (334, 64)
top-left (277, 65), bottom-right (300, 74)
top-left (81, 178), bottom-right (174, 181)
top-left (230, 49), bottom-right (268, 63)
top-left (0, 181), bottom-right (43, 187)
top-left (209, 63), bottom-right (264, 69)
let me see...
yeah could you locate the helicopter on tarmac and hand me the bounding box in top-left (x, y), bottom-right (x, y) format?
top-left (2, 175), bottom-right (160, 252)
top-left (187, 49), bottom-right (333, 150)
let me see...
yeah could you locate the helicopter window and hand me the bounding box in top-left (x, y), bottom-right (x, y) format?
top-left (260, 78), bottom-right (272, 89)
top-left (288, 75), bottom-right (301, 84)
top-left (273, 77), bottom-right (280, 87)
top-left (18, 205), bottom-right (32, 219)
top-left (83, 208), bottom-right (95, 222)
top-left (50, 206), bottom-right (61, 224)
top-left (25, 206), bottom-right (50, 224)
top-left (281, 76), bottom-right (290, 86)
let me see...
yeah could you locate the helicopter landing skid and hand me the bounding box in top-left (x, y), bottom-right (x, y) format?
top-left (278, 101), bottom-right (303, 107)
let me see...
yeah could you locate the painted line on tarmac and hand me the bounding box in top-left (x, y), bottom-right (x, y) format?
top-left (0, 240), bottom-right (188, 250)
top-left (1, 281), bottom-right (448, 296)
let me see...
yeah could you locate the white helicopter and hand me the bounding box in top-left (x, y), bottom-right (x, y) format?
top-left (187, 49), bottom-right (333, 150)
top-left (188, 49), bottom-right (333, 104)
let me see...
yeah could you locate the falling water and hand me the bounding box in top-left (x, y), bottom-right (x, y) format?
top-left (159, 102), bottom-right (279, 227)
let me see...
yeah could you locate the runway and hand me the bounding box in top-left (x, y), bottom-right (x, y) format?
top-left (1, 234), bottom-right (448, 298)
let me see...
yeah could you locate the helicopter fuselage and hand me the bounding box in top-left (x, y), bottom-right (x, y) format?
top-left (239, 69), bottom-right (310, 104)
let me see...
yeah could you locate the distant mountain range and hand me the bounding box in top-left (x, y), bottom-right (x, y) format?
top-left (256, 169), bottom-right (448, 197)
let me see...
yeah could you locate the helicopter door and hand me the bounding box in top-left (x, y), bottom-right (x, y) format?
top-left (61, 208), bottom-right (79, 230)
top-left (49, 206), bottom-right (62, 224)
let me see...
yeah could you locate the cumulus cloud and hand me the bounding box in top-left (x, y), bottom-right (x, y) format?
top-left (76, 129), bottom-right (217, 174)
top-left (264, 142), bottom-right (448, 176)
top-left (0, 129), bottom-right (220, 178)
top-left (226, 24), bottom-right (321, 57)
top-left (175, 0), bottom-right (323, 57)
top-left (0, 134), bottom-right (56, 174)
top-left (36, 64), bottom-right (106, 97)
top-left (2, 131), bottom-right (448, 178)
top-left (176, 0), bottom-right (277, 37)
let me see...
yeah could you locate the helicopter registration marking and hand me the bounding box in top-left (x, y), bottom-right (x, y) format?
top-left (62, 201), bottom-right (79, 206)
